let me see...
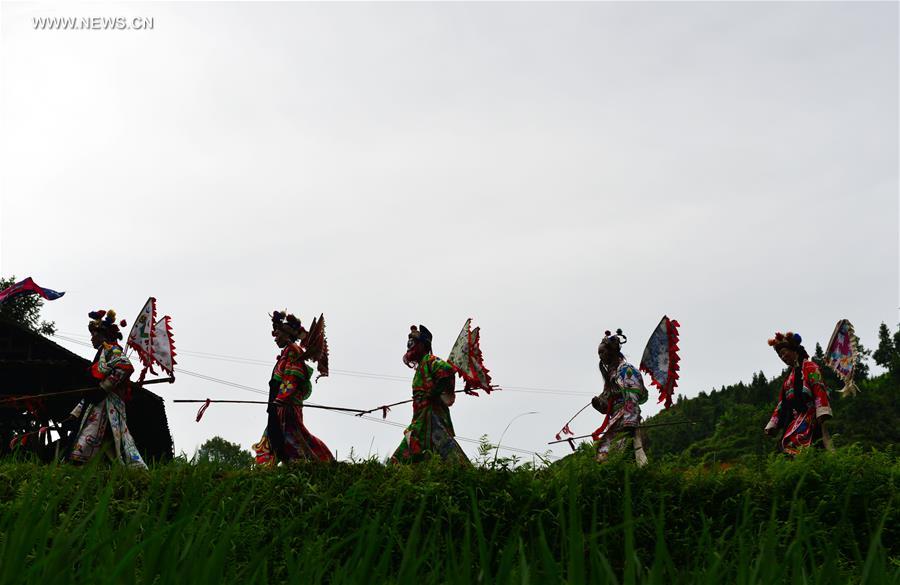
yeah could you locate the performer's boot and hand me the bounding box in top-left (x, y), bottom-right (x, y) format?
top-left (633, 431), bottom-right (648, 467)
top-left (820, 422), bottom-right (835, 452)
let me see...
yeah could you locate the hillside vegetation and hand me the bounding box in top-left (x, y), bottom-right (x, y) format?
top-left (643, 323), bottom-right (900, 462)
top-left (0, 448), bottom-right (896, 584)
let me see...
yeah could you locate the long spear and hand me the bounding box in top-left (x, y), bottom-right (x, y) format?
top-left (547, 419), bottom-right (699, 445)
top-left (172, 398), bottom-right (366, 422)
top-left (0, 377), bottom-right (175, 406)
top-left (355, 387), bottom-right (488, 419)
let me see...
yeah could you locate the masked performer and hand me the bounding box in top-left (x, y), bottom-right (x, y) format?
top-left (66, 310), bottom-right (147, 468)
top-left (392, 325), bottom-right (469, 464)
top-left (253, 311), bottom-right (333, 465)
top-left (764, 331), bottom-right (834, 455)
top-left (591, 329), bottom-right (649, 466)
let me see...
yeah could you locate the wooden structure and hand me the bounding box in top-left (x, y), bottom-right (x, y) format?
top-left (0, 318), bottom-right (174, 462)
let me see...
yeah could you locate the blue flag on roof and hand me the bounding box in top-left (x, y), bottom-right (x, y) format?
top-left (0, 277), bottom-right (65, 304)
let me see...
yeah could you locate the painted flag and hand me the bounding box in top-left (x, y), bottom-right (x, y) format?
top-left (640, 315), bottom-right (681, 408)
top-left (127, 297), bottom-right (157, 369)
top-left (448, 318), bottom-right (496, 393)
top-left (825, 319), bottom-right (860, 397)
top-left (0, 277), bottom-right (64, 304)
top-left (151, 315), bottom-right (177, 377)
top-left (303, 314), bottom-right (329, 381)
top-left (127, 297), bottom-right (177, 382)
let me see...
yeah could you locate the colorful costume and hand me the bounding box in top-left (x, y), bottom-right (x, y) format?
top-left (254, 311), bottom-right (333, 465)
top-left (765, 360), bottom-right (832, 455)
top-left (594, 358), bottom-right (648, 460)
top-left (765, 331), bottom-right (833, 455)
top-left (68, 310), bottom-right (147, 468)
top-left (554, 319), bottom-right (680, 454)
top-left (592, 329), bottom-right (649, 464)
top-left (392, 325), bottom-right (469, 464)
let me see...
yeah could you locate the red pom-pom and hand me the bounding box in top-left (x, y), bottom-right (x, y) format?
top-left (119, 319), bottom-right (127, 327)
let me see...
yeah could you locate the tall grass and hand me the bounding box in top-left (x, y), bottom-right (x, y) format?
top-left (0, 448), bottom-right (896, 584)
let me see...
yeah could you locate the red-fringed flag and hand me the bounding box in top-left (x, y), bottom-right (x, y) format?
top-left (825, 319), bottom-right (860, 397)
top-left (127, 297), bottom-right (157, 369)
top-left (151, 315), bottom-right (176, 377)
top-left (303, 313), bottom-right (329, 382)
top-left (127, 297), bottom-right (176, 382)
top-left (0, 277), bottom-right (64, 304)
top-left (448, 318), bottom-right (497, 394)
top-left (640, 315), bottom-right (681, 408)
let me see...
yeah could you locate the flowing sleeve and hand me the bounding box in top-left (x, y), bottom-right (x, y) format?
top-left (765, 384), bottom-right (784, 432)
top-left (806, 362), bottom-right (832, 419)
top-left (429, 358), bottom-right (456, 398)
top-left (431, 357), bottom-right (456, 398)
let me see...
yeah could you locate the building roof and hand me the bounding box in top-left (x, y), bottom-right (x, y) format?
top-left (0, 317), bottom-right (174, 461)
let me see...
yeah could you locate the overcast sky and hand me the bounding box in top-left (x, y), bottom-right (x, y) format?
top-left (1, 1), bottom-right (897, 462)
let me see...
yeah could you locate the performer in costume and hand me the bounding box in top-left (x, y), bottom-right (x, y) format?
top-left (764, 331), bottom-right (834, 455)
top-left (66, 310), bottom-right (147, 468)
top-left (253, 311), bottom-right (334, 465)
top-left (591, 329), bottom-right (649, 466)
top-left (391, 325), bottom-right (470, 464)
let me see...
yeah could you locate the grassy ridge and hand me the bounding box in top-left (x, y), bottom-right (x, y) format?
top-left (0, 448), bottom-right (897, 584)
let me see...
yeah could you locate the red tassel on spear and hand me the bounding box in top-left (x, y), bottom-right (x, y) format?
top-left (174, 399), bottom-right (366, 422)
top-left (554, 403), bottom-right (591, 442)
top-left (195, 398), bottom-right (212, 422)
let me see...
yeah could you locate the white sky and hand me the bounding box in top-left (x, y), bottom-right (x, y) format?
top-left (1, 1), bottom-right (897, 462)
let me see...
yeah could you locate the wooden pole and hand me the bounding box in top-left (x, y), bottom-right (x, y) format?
top-left (547, 419), bottom-right (698, 445)
top-left (172, 399), bottom-right (366, 414)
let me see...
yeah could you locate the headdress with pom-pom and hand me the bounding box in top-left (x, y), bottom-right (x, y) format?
top-left (768, 331), bottom-right (809, 359)
top-left (408, 324), bottom-right (433, 346)
top-left (271, 310), bottom-right (307, 341)
top-left (768, 331), bottom-right (802, 351)
top-left (88, 309), bottom-right (127, 340)
top-left (598, 328), bottom-right (627, 354)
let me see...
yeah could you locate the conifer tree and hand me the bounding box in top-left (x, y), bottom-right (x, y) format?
top-left (873, 323), bottom-right (899, 375)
